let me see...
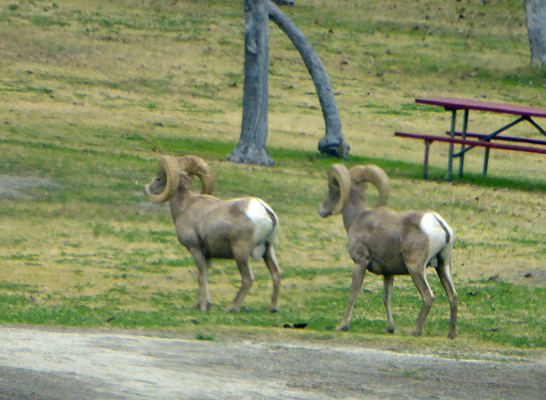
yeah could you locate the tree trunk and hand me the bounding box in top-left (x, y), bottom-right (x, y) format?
top-left (228, 0), bottom-right (275, 166)
top-left (525, 0), bottom-right (546, 66)
top-left (267, 1), bottom-right (350, 158)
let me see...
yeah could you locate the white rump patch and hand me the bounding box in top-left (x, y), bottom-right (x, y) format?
top-left (243, 198), bottom-right (278, 260)
top-left (420, 212), bottom-right (453, 264)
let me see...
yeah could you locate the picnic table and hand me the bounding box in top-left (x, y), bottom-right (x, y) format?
top-left (395, 97), bottom-right (546, 179)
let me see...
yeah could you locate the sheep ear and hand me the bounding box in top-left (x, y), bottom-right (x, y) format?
top-left (177, 156), bottom-right (216, 195)
top-left (328, 164), bottom-right (351, 215)
top-left (350, 165), bottom-right (390, 207)
top-left (146, 156), bottom-right (181, 204)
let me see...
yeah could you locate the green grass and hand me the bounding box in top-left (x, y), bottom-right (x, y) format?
top-left (0, 0), bottom-right (545, 356)
top-left (0, 276), bottom-right (542, 348)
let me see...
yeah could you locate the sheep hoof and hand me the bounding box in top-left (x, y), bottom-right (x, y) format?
top-left (447, 331), bottom-right (457, 339)
top-left (387, 327), bottom-right (395, 334)
top-left (410, 330), bottom-right (422, 337)
top-left (336, 324), bottom-right (349, 331)
top-left (269, 308), bottom-right (279, 314)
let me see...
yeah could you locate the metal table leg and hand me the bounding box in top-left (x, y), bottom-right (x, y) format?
top-left (446, 109), bottom-right (457, 180)
top-left (482, 148), bottom-right (490, 176)
top-left (423, 140), bottom-right (431, 179)
top-left (458, 109), bottom-right (469, 177)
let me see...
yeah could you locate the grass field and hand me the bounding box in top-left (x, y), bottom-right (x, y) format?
top-left (0, 0), bottom-right (545, 356)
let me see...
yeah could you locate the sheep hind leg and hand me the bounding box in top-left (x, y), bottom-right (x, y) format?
top-left (383, 275), bottom-right (395, 333)
top-left (263, 244), bottom-right (281, 313)
top-left (436, 256), bottom-right (458, 339)
top-left (336, 263), bottom-right (367, 331)
top-left (227, 256), bottom-right (254, 312)
top-left (407, 262), bottom-right (435, 337)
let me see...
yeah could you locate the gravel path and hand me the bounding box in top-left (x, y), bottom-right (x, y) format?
top-left (0, 326), bottom-right (545, 399)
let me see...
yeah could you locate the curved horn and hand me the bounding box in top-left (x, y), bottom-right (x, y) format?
top-left (349, 165), bottom-right (390, 207)
top-left (177, 156), bottom-right (215, 195)
top-left (328, 164), bottom-right (352, 215)
top-left (145, 156), bottom-right (181, 204)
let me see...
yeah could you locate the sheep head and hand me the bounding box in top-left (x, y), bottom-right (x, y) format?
top-left (319, 164), bottom-right (390, 217)
top-left (144, 155), bottom-right (215, 204)
top-left (319, 164), bottom-right (351, 217)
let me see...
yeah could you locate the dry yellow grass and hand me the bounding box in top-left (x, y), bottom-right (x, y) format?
top-left (0, 1), bottom-right (544, 349)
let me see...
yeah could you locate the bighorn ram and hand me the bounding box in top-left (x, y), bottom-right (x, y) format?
top-left (145, 156), bottom-right (281, 313)
top-left (319, 164), bottom-right (458, 339)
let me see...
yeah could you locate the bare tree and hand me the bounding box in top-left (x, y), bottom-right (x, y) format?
top-left (228, 0), bottom-right (349, 166)
top-left (228, 0), bottom-right (274, 166)
top-left (524, 0), bottom-right (546, 66)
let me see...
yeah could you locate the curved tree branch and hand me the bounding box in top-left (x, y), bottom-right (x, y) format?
top-left (267, 1), bottom-right (350, 158)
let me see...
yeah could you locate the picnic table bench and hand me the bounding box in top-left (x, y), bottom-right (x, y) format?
top-left (394, 97), bottom-right (546, 179)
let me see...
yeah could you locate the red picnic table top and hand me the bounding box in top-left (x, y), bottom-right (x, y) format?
top-left (416, 97), bottom-right (546, 119)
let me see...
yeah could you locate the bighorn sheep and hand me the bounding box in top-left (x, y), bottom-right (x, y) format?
top-left (319, 164), bottom-right (458, 339)
top-left (145, 156), bottom-right (281, 313)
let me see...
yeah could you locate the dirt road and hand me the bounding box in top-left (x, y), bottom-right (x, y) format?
top-left (0, 326), bottom-right (544, 399)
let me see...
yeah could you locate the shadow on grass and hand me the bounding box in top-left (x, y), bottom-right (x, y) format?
top-left (3, 135), bottom-right (546, 192)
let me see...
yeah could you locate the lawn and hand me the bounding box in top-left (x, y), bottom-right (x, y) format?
top-left (0, 0), bottom-right (545, 357)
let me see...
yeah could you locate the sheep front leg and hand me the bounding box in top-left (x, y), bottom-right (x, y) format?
top-left (189, 248), bottom-right (212, 311)
top-left (337, 263), bottom-right (367, 331)
top-left (264, 244), bottom-right (281, 313)
top-left (383, 275), bottom-right (395, 333)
